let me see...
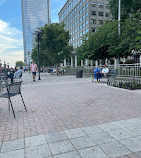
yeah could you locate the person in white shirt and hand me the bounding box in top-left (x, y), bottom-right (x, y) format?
top-left (102, 64), bottom-right (109, 76)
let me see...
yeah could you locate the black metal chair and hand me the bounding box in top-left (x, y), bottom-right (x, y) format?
top-left (0, 81), bottom-right (27, 118)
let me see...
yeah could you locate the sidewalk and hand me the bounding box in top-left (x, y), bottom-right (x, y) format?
top-left (0, 73), bottom-right (141, 158)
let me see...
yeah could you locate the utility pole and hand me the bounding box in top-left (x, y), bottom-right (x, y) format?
top-left (118, 0), bottom-right (121, 64)
top-left (118, 0), bottom-right (121, 36)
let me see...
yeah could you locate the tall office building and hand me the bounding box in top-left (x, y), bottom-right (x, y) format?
top-left (58, 0), bottom-right (110, 49)
top-left (21, 0), bottom-right (51, 66)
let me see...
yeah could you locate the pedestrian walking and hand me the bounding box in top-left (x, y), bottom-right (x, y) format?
top-left (30, 60), bottom-right (38, 82)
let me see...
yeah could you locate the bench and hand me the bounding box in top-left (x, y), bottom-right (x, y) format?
top-left (92, 70), bottom-right (116, 83)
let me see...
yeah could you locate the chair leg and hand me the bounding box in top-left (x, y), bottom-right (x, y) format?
top-left (8, 97), bottom-right (16, 118)
top-left (8, 99), bottom-right (10, 111)
top-left (20, 94), bottom-right (27, 112)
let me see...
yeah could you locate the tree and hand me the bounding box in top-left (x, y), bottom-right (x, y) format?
top-left (76, 11), bottom-right (141, 61)
top-left (32, 23), bottom-right (73, 68)
top-left (15, 61), bottom-right (24, 67)
top-left (109, 0), bottom-right (141, 21)
top-left (32, 46), bottom-right (53, 66)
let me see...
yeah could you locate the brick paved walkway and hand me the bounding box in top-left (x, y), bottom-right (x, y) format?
top-left (0, 73), bottom-right (141, 158)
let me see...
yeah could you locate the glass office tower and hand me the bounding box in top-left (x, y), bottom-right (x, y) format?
top-left (21, 0), bottom-right (51, 66)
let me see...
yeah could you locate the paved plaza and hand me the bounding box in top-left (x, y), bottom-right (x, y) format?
top-left (0, 73), bottom-right (141, 158)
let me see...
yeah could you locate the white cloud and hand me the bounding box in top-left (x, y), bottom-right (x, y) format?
top-left (0, 19), bottom-right (24, 67)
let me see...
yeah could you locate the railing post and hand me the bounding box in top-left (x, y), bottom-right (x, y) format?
top-left (85, 59), bottom-right (88, 66)
top-left (91, 60), bottom-right (93, 67)
top-left (64, 58), bottom-right (66, 67)
top-left (81, 60), bottom-right (83, 67)
top-left (114, 58), bottom-right (117, 70)
top-left (95, 60), bottom-right (98, 68)
top-left (71, 56), bottom-right (73, 67)
top-left (99, 59), bottom-right (102, 69)
top-left (75, 55), bottom-right (77, 67)
top-left (105, 58), bottom-right (108, 65)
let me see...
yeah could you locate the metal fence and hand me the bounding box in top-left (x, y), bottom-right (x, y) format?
top-left (117, 64), bottom-right (141, 78)
top-left (46, 64), bottom-right (141, 78)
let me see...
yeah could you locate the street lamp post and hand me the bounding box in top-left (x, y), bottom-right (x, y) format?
top-left (33, 31), bottom-right (41, 80)
top-left (37, 32), bottom-right (41, 80)
top-left (28, 50), bottom-right (30, 74)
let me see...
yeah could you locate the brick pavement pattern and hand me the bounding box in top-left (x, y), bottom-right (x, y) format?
top-left (0, 73), bottom-right (141, 157)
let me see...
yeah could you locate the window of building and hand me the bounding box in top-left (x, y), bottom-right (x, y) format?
top-left (80, 40), bottom-right (82, 44)
top-left (78, 33), bottom-right (79, 38)
top-left (86, 3), bottom-right (88, 8)
top-left (98, 3), bottom-right (104, 7)
top-left (86, 20), bottom-right (88, 25)
top-left (106, 12), bottom-right (109, 17)
top-left (77, 12), bottom-right (79, 17)
top-left (86, 12), bottom-right (88, 17)
top-left (91, 2), bottom-right (96, 7)
top-left (83, 6), bottom-right (85, 12)
top-left (98, 20), bottom-right (103, 24)
top-left (80, 17), bottom-right (82, 22)
top-left (83, 30), bottom-right (85, 35)
top-left (91, 28), bottom-right (96, 32)
top-left (86, 28), bottom-right (88, 33)
top-left (98, 12), bottom-right (103, 16)
top-left (78, 40), bottom-right (80, 45)
top-left (77, 19), bottom-right (79, 24)
top-left (77, 26), bottom-right (79, 31)
top-left (80, 1), bottom-right (82, 7)
top-left (83, 22), bottom-right (85, 27)
top-left (83, 14), bottom-right (85, 20)
top-left (91, 11), bottom-right (96, 16)
top-left (83, 0), bottom-right (85, 3)
top-left (91, 19), bottom-right (96, 24)
top-left (80, 24), bottom-right (82, 29)
top-left (77, 5), bottom-right (79, 10)
top-left (80, 9), bottom-right (82, 14)
top-left (80, 32), bottom-right (82, 37)
top-left (106, 4), bottom-right (109, 8)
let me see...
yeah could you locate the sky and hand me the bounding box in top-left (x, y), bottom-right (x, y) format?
top-left (0, 0), bottom-right (66, 67)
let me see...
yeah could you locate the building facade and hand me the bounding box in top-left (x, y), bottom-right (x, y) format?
top-left (58, 0), bottom-right (110, 66)
top-left (59, 0), bottom-right (110, 49)
top-left (21, 0), bottom-right (51, 66)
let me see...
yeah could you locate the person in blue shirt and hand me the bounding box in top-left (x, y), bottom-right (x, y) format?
top-left (14, 67), bottom-right (23, 79)
top-left (94, 67), bottom-right (104, 83)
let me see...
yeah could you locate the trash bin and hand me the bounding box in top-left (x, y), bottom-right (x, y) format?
top-left (76, 69), bottom-right (83, 78)
top-left (47, 69), bottom-right (52, 73)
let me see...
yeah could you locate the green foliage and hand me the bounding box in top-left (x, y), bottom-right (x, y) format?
top-left (108, 0), bottom-right (141, 21)
top-left (15, 61), bottom-right (24, 67)
top-left (76, 11), bottom-right (141, 61)
top-left (32, 23), bottom-right (73, 66)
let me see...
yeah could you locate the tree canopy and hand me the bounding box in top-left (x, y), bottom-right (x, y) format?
top-left (76, 11), bottom-right (141, 61)
top-left (109, 0), bottom-right (141, 21)
top-left (32, 23), bottom-right (73, 67)
top-left (15, 61), bottom-right (24, 67)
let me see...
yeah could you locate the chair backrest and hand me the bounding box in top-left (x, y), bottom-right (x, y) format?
top-left (8, 81), bottom-right (22, 95)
